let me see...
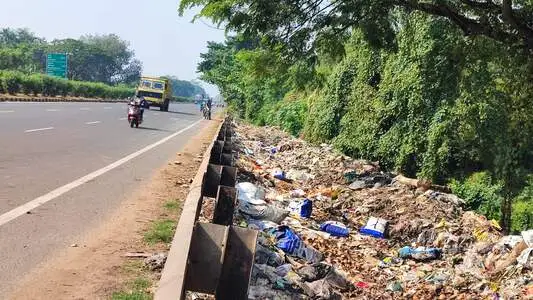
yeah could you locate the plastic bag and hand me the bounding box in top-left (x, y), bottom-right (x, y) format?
top-left (240, 202), bottom-right (289, 224)
top-left (271, 226), bottom-right (322, 263)
top-left (237, 182), bottom-right (266, 205)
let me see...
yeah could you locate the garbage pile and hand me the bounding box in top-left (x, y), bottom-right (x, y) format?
top-left (200, 123), bottom-right (533, 299)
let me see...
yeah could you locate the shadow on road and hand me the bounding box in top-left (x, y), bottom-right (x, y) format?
top-left (165, 110), bottom-right (199, 116)
top-left (146, 108), bottom-right (199, 116)
top-left (137, 126), bottom-right (172, 133)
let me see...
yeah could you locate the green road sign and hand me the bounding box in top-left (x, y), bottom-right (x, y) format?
top-left (46, 53), bottom-right (68, 78)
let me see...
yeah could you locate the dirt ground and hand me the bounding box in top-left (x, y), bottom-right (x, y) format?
top-left (8, 118), bottom-right (222, 300)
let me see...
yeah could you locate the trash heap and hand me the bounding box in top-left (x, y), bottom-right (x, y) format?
top-left (200, 123), bottom-right (533, 299)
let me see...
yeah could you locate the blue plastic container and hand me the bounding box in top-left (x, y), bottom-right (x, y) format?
top-left (359, 217), bottom-right (388, 238)
top-left (320, 221), bottom-right (350, 237)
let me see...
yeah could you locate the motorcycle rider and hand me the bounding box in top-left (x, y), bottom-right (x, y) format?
top-left (129, 95), bottom-right (147, 121)
top-left (138, 96), bottom-right (147, 120)
top-left (206, 98), bottom-right (212, 119)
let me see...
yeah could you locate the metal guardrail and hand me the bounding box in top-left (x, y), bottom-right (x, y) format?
top-left (155, 117), bottom-right (258, 300)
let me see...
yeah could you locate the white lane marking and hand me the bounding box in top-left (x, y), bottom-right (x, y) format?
top-left (85, 121), bottom-right (101, 125)
top-left (80, 108), bottom-right (91, 111)
top-left (0, 110), bottom-right (14, 113)
top-left (46, 109), bottom-right (60, 112)
top-left (25, 127), bottom-right (54, 133)
top-left (104, 107), bottom-right (112, 110)
top-left (119, 117), bottom-right (127, 120)
top-left (0, 119), bottom-right (202, 227)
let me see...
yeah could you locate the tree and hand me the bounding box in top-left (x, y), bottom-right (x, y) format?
top-left (48, 34), bottom-right (141, 84)
top-left (180, 0), bottom-right (533, 56)
top-left (165, 75), bottom-right (207, 98)
top-left (0, 28), bottom-right (44, 46)
top-left (192, 10), bottom-right (533, 232)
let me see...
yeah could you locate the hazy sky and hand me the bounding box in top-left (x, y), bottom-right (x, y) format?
top-left (0, 0), bottom-right (225, 95)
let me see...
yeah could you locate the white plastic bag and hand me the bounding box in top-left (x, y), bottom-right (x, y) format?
top-left (237, 182), bottom-right (266, 205)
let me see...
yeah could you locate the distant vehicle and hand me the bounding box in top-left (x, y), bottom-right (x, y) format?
top-left (135, 76), bottom-right (172, 111)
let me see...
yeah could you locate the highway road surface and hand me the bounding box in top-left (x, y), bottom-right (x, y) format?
top-left (0, 101), bottom-right (206, 296)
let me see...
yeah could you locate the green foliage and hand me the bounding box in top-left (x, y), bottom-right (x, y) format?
top-left (111, 277), bottom-right (151, 300)
top-left (180, 0), bottom-right (533, 59)
top-left (304, 58), bottom-right (357, 143)
top-left (0, 28), bottom-right (142, 85)
top-left (193, 9), bottom-right (533, 230)
top-left (257, 92), bottom-right (308, 136)
top-left (511, 176), bottom-right (533, 233)
top-left (1, 70), bottom-right (22, 94)
top-left (144, 219), bottom-right (176, 244)
top-left (450, 172), bottom-right (503, 221)
top-left (20, 74), bottom-right (43, 96)
top-left (164, 75), bottom-right (206, 98)
top-left (0, 70), bottom-right (134, 99)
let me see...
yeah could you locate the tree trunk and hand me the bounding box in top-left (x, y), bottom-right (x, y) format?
top-left (500, 195), bottom-right (513, 234)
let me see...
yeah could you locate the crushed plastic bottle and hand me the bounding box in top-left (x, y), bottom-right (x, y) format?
top-left (398, 246), bottom-right (442, 261)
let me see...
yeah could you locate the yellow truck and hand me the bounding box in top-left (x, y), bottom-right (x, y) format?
top-left (135, 76), bottom-right (172, 111)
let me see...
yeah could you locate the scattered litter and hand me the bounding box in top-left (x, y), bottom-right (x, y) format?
top-left (144, 252), bottom-right (167, 271)
top-left (236, 182), bottom-right (266, 205)
top-left (272, 226), bottom-right (322, 263)
top-left (287, 199), bottom-right (313, 218)
top-left (290, 189), bottom-right (306, 198)
top-left (272, 169), bottom-right (285, 180)
top-left (196, 122), bottom-right (533, 299)
top-left (398, 246), bottom-right (442, 261)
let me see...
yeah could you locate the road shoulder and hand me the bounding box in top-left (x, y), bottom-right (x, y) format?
top-left (8, 118), bottom-right (221, 300)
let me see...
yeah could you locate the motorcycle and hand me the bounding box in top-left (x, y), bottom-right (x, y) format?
top-left (127, 103), bottom-right (143, 128)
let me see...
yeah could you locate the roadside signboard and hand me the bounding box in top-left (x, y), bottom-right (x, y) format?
top-left (46, 53), bottom-right (68, 78)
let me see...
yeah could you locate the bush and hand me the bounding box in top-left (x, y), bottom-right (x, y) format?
top-left (0, 72), bottom-right (135, 99)
top-left (41, 75), bottom-right (60, 96)
top-left (511, 176), bottom-right (533, 232)
top-left (512, 200), bottom-right (533, 233)
top-left (20, 74), bottom-right (44, 96)
top-left (2, 71), bottom-right (22, 94)
top-left (259, 92), bottom-right (308, 136)
top-left (0, 71), bottom-right (5, 94)
top-left (450, 172), bottom-right (503, 221)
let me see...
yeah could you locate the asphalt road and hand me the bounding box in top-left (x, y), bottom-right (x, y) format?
top-left (0, 102), bottom-right (207, 296)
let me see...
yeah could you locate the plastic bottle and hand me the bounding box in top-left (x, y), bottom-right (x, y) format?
top-left (320, 221), bottom-right (350, 237)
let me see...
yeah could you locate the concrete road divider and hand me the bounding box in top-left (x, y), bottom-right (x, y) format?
top-left (0, 97), bottom-right (128, 103)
